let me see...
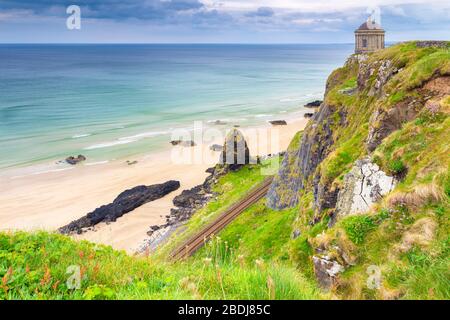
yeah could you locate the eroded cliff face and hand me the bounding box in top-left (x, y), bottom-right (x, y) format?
top-left (331, 157), bottom-right (396, 226)
top-left (266, 42), bottom-right (450, 297)
top-left (266, 104), bottom-right (344, 210)
top-left (267, 41), bottom-right (450, 223)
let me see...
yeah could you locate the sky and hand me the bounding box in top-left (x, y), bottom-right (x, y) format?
top-left (0, 0), bottom-right (449, 43)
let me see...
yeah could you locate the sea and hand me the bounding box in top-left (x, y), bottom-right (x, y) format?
top-left (0, 44), bottom-right (353, 174)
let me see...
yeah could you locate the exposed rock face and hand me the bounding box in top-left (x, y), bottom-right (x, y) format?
top-left (267, 104), bottom-right (345, 210)
top-left (65, 155), bottom-right (86, 165)
top-left (416, 41), bottom-right (449, 48)
top-left (357, 58), bottom-right (399, 97)
top-left (312, 234), bottom-right (357, 289)
top-left (367, 76), bottom-right (450, 152)
top-left (219, 128), bottom-right (251, 171)
top-left (423, 76), bottom-right (450, 94)
top-left (291, 229), bottom-right (301, 239)
top-left (59, 180), bottom-right (180, 234)
top-left (312, 256), bottom-right (344, 289)
top-left (366, 98), bottom-right (423, 151)
top-left (332, 158), bottom-right (396, 225)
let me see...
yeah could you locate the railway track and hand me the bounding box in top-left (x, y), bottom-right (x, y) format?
top-left (170, 177), bottom-right (274, 261)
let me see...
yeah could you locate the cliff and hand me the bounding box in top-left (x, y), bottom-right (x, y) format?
top-left (268, 41), bottom-right (450, 298)
top-left (268, 41), bottom-right (449, 217)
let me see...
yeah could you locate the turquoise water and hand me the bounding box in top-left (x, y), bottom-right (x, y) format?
top-left (0, 44), bottom-right (353, 170)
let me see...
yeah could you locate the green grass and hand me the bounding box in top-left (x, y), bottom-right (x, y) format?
top-left (158, 160), bottom-right (273, 258)
top-left (195, 200), bottom-right (298, 263)
top-left (389, 91), bottom-right (406, 104)
top-left (340, 210), bottom-right (391, 245)
top-left (388, 159), bottom-right (406, 175)
top-left (0, 231), bottom-right (322, 300)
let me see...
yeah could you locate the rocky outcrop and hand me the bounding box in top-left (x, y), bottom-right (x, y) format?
top-left (65, 155), bottom-right (86, 165)
top-left (170, 140), bottom-right (196, 147)
top-left (219, 128), bottom-right (252, 171)
top-left (212, 120), bottom-right (227, 125)
top-left (209, 144), bottom-right (223, 152)
top-left (357, 58), bottom-right (399, 97)
top-left (168, 185), bottom-right (213, 224)
top-left (267, 103), bottom-right (345, 210)
top-left (331, 158), bottom-right (396, 225)
top-left (367, 76), bottom-right (450, 152)
top-left (304, 100), bottom-right (322, 108)
top-left (311, 233), bottom-right (357, 289)
top-left (304, 113), bottom-right (314, 118)
top-left (366, 98), bottom-right (423, 151)
top-left (269, 120), bottom-right (287, 126)
top-left (416, 41), bottom-right (449, 48)
top-left (147, 131), bottom-right (254, 238)
top-left (59, 180), bottom-right (180, 234)
top-left (313, 256), bottom-right (344, 289)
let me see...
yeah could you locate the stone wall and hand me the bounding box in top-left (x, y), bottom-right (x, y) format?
top-left (355, 31), bottom-right (385, 54)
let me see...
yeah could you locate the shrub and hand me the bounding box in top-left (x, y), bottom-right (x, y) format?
top-left (341, 215), bottom-right (377, 245)
top-left (389, 159), bottom-right (406, 175)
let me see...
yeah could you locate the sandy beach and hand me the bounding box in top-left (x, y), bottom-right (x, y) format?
top-left (0, 117), bottom-right (309, 253)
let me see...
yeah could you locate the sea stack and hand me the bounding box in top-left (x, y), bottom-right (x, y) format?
top-left (219, 128), bottom-right (251, 171)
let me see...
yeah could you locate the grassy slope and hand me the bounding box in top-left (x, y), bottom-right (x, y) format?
top-left (0, 158), bottom-right (321, 300)
top-left (0, 231), bottom-right (320, 300)
top-left (157, 159), bottom-right (275, 258)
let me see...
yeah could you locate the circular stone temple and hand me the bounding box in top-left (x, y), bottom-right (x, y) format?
top-left (355, 17), bottom-right (385, 54)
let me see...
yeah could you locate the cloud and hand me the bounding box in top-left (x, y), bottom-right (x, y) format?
top-left (200, 0), bottom-right (450, 13)
top-left (0, 0), bottom-right (205, 21)
top-left (0, 0), bottom-right (449, 43)
top-left (245, 7), bottom-right (275, 17)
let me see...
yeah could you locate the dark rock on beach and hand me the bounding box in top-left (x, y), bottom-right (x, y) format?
top-left (212, 120), bottom-right (227, 125)
top-left (205, 167), bottom-right (215, 174)
top-left (269, 120), bottom-right (287, 126)
top-left (304, 100), bottom-right (322, 108)
top-left (149, 178), bottom-right (215, 235)
top-left (65, 155), bottom-right (86, 165)
top-left (59, 180), bottom-right (181, 235)
top-left (209, 144), bottom-right (223, 152)
top-left (170, 140), bottom-right (196, 147)
top-left (304, 113), bottom-right (314, 118)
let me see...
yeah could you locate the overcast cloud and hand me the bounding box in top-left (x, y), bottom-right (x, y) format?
top-left (0, 0), bottom-right (449, 43)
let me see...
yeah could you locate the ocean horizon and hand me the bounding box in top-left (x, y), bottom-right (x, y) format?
top-left (0, 43), bottom-right (353, 172)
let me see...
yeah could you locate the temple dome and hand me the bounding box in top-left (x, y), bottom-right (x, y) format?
top-left (357, 19), bottom-right (383, 31)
